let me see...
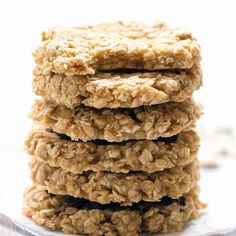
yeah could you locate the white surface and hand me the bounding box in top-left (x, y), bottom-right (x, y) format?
top-left (0, 0), bottom-right (236, 235)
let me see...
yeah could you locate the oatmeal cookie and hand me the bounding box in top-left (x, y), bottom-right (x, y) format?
top-left (33, 21), bottom-right (201, 75)
top-left (33, 64), bottom-right (202, 109)
top-left (25, 126), bottom-right (199, 174)
top-left (29, 158), bottom-right (199, 205)
top-left (23, 185), bottom-right (202, 235)
top-left (29, 98), bottom-right (201, 142)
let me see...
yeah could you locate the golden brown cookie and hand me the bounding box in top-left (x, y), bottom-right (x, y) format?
top-left (29, 158), bottom-right (200, 205)
top-left (33, 64), bottom-right (202, 109)
top-left (29, 98), bottom-right (201, 142)
top-left (34, 21), bottom-right (201, 76)
top-left (25, 126), bottom-right (199, 174)
top-left (23, 185), bottom-right (203, 235)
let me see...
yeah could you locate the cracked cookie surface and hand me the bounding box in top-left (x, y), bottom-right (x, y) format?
top-left (33, 64), bottom-right (202, 109)
top-left (29, 158), bottom-right (199, 205)
top-left (33, 21), bottom-right (201, 76)
top-left (29, 98), bottom-right (201, 142)
top-left (25, 126), bottom-right (199, 174)
top-left (23, 185), bottom-right (202, 235)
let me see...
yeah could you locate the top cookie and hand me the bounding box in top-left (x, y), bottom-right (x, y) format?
top-left (33, 21), bottom-right (201, 75)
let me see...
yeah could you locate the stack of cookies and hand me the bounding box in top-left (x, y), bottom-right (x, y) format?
top-left (23, 21), bottom-right (204, 235)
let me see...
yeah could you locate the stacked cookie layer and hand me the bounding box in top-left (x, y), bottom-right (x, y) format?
top-left (23, 21), bottom-right (204, 235)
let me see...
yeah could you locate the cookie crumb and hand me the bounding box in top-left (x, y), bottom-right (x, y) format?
top-left (200, 160), bottom-right (219, 169)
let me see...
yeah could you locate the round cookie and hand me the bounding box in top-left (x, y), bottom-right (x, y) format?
top-left (33, 64), bottom-right (202, 109)
top-left (23, 185), bottom-right (203, 235)
top-left (29, 158), bottom-right (200, 205)
top-left (29, 98), bottom-right (201, 142)
top-left (25, 126), bottom-right (199, 174)
top-left (34, 21), bottom-right (201, 76)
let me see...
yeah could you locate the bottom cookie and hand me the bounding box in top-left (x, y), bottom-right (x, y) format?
top-left (23, 185), bottom-right (203, 235)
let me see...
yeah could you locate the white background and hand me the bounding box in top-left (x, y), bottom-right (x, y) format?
top-left (0, 1), bottom-right (236, 235)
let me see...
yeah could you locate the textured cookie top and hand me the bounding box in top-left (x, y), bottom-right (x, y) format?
top-left (34, 21), bottom-right (201, 75)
